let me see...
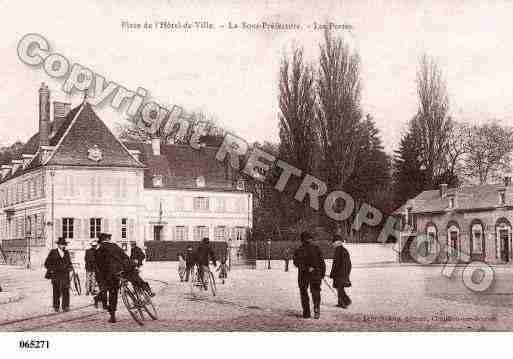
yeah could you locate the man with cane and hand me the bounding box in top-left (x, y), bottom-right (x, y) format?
top-left (329, 234), bottom-right (352, 308)
top-left (293, 231), bottom-right (326, 319)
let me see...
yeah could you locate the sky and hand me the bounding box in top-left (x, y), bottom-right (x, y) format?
top-left (0, 0), bottom-right (512, 154)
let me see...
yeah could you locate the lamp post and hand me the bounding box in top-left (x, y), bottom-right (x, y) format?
top-left (25, 207), bottom-right (31, 269)
top-left (267, 238), bottom-right (271, 269)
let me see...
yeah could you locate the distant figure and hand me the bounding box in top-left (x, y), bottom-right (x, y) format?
top-left (130, 242), bottom-right (146, 268)
top-left (283, 248), bottom-right (292, 272)
top-left (293, 231), bottom-right (326, 319)
top-left (330, 235), bottom-right (352, 308)
top-left (216, 256), bottom-right (228, 284)
top-left (184, 246), bottom-right (195, 282)
top-left (44, 237), bottom-right (73, 312)
top-left (178, 251), bottom-right (186, 282)
top-left (84, 240), bottom-right (99, 296)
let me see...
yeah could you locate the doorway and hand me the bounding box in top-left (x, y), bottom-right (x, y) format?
top-left (500, 229), bottom-right (509, 262)
top-left (153, 225), bottom-right (163, 241)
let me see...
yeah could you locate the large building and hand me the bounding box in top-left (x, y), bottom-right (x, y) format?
top-left (395, 180), bottom-right (513, 264)
top-left (0, 84), bottom-right (252, 267)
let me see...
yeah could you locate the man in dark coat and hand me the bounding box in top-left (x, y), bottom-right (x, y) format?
top-left (184, 245), bottom-right (195, 282)
top-left (44, 237), bottom-right (73, 312)
top-left (129, 242), bottom-right (145, 268)
top-left (283, 248), bottom-right (291, 272)
top-left (84, 240), bottom-right (98, 296)
top-left (194, 237), bottom-right (217, 289)
top-left (330, 235), bottom-right (352, 308)
top-left (94, 233), bottom-right (153, 323)
top-left (293, 231), bottom-right (326, 319)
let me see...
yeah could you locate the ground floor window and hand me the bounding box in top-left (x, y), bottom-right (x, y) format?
top-left (63, 218), bottom-right (74, 239)
top-left (175, 226), bottom-right (187, 241)
top-left (215, 226), bottom-right (227, 241)
top-left (121, 218), bottom-right (127, 239)
top-left (153, 225), bottom-right (163, 241)
top-left (471, 223), bottom-right (484, 255)
top-left (426, 225), bottom-right (437, 256)
top-left (194, 226), bottom-right (209, 241)
top-left (235, 226), bottom-right (245, 241)
top-left (90, 218), bottom-right (101, 239)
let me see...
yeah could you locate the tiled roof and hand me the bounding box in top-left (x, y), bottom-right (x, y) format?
top-left (0, 102), bottom-right (143, 183)
top-left (124, 141), bottom-right (238, 191)
top-left (394, 183), bottom-right (510, 215)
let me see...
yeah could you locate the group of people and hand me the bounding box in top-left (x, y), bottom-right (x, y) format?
top-left (44, 233), bottom-right (152, 323)
top-left (177, 237), bottom-right (229, 286)
top-left (44, 231), bottom-right (351, 323)
top-left (293, 231), bottom-right (352, 319)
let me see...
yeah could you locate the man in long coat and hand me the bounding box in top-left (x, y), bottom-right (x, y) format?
top-left (44, 237), bottom-right (73, 312)
top-left (129, 242), bottom-right (145, 268)
top-left (293, 231), bottom-right (326, 319)
top-left (329, 234), bottom-right (352, 308)
top-left (84, 240), bottom-right (98, 295)
top-left (94, 233), bottom-right (153, 323)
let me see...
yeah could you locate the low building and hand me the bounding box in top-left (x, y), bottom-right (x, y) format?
top-left (395, 180), bottom-right (513, 264)
top-left (0, 83), bottom-right (252, 267)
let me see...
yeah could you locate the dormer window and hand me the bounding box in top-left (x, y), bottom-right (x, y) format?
top-left (449, 197), bottom-right (455, 209)
top-left (153, 175), bottom-right (163, 187)
top-left (196, 176), bottom-right (205, 188)
top-left (236, 179), bottom-right (245, 191)
top-left (499, 190), bottom-right (506, 206)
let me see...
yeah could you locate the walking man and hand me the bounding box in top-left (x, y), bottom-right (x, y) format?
top-left (129, 242), bottom-right (145, 268)
top-left (44, 237), bottom-right (73, 312)
top-left (293, 231), bottom-right (326, 319)
top-left (184, 245), bottom-right (195, 282)
top-left (283, 248), bottom-right (291, 272)
top-left (84, 240), bottom-right (98, 296)
top-left (330, 235), bottom-right (352, 308)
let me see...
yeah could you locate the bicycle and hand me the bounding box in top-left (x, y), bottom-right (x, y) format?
top-left (70, 264), bottom-right (82, 296)
top-left (118, 271), bottom-right (158, 325)
top-left (190, 263), bottom-right (216, 296)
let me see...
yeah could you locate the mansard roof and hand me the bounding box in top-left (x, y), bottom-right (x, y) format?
top-left (0, 102), bottom-right (143, 184)
top-left (124, 141), bottom-right (239, 192)
top-left (394, 183), bottom-right (512, 215)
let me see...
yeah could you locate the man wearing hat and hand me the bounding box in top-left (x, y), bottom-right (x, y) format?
top-left (129, 241), bottom-right (145, 268)
top-left (94, 232), bottom-right (154, 323)
top-left (293, 231), bottom-right (326, 319)
top-left (84, 240), bottom-right (99, 296)
top-left (44, 237), bottom-right (73, 312)
top-left (330, 234), bottom-right (352, 308)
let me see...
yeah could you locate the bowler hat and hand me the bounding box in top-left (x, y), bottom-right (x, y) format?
top-left (97, 232), bottom-right (112, 242)
top-left (56, 237), bottom-right (68, 246)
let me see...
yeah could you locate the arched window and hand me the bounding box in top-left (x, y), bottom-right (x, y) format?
top-left (470, 221), bottom-right (485, 256)
top-left (496, 218), bottom-right (511, 262)
top-left (447, 223), bottom-right (460, 256)
top-left (426, 223), bottom-right (438, 256)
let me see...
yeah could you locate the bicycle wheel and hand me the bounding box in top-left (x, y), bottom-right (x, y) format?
top-left (135, 286), bottom-right (158, 320)
top-left (120, 283), bottom-right (144, 326)
top-left (73, 273), bottom-right (82, 296)
top-left (208, 271), bottom-right (216, 296)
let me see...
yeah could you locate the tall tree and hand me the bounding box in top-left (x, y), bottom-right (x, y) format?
top-left (278, 46), bottom-right (317, 173)
top-left (316, 30), bottom-right (363, 191)
top-left (461, 122), bottom-right (513, 184)
top-left (411, 54), bottom-right (453, 187)
top-left (0, 141), bottom-right (25, 165)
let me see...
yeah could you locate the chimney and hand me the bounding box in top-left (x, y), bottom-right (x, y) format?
top-left (39, 83), bottom-right (50, 147)
top-left (439, 183), bottom-right (448, 198)
top-left (53, 101), bottom-right (71, 121)
top-left (505, 176), bottom-right (511, 187)
top-left (151, 137), bottom-right (161, 156)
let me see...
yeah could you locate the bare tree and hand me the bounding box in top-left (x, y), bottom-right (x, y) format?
top-left (412, 54), bottom-right (453, 186)
top-left (316, 29), bottom-right (363, 190)
top-left (278, 46), bottom-right (317, 172)
top-left (462, 122), bottom-right (513, 184)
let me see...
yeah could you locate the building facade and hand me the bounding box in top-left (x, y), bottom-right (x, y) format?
top-left (0, 84), bottom-right (252, 267)
top-left (395, 181), bottom-right (513, 264)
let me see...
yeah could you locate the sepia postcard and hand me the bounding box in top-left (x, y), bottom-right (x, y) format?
top-left (1, 0), bottom-right (513, 356)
